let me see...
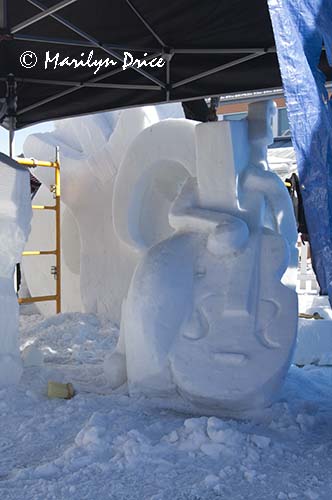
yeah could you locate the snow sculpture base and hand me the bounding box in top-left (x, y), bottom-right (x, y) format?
top-left (0, 154), bottom-right (32, 385)
top-left (106, 104), bottom-right (298, 416)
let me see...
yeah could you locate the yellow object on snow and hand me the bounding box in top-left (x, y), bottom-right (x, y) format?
top-left (298, 312), bottom-right (324, 320)
top-left (47, 381), bottom-right (75, 399)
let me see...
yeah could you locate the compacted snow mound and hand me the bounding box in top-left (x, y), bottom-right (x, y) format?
top-left (4, 311), bottom-right (332, 500)
top-left (294, 295), bottom-right (332, 366)
top-left (0, 154), bottom-right (31, 384)
top-left (295, 320), bottom-right (332, 366)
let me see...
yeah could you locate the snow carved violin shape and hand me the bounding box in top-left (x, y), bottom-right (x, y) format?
top-left (106, 100), bottom-right (298, 415)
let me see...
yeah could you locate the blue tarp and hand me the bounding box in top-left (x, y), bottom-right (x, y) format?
top-left (268, 0), bottom-right (332, 301)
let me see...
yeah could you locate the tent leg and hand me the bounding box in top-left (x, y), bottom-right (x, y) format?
top-left (0, 0), bottom-right (8, 30)
top-left (9, 117), bottom-right (14, 157)
top-left (6, 75), bottom-right (17, 157)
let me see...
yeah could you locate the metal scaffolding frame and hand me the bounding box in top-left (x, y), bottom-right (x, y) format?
top-left (17, 148), bottom-right (62, 314)
top-left (0, 0), bottom-right (278, 149)
top-left (2, 0), bottom-right (328, 149)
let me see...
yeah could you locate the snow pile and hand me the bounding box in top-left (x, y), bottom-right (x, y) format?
top-left (0, 154), bottom-right (31, 385)
top-left (20, 312), bottom-right (118, 391)
top-left (294, 295), bottom-right (332, 366)
top-left (1, 311), bottom-right (331, 499)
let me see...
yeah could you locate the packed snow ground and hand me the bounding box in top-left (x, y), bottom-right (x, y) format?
top-left (296, 294), bottom-right (332, 366)
top-left (1, 311), bottom-right (332, 500)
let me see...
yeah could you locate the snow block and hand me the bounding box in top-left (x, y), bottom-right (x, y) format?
top-left (294, 296), bottom-right (332, 366)
top-left (0, 154), bottom-right (32, 385)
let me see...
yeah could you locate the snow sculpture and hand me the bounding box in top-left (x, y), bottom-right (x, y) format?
top-left (247, 100), bottom-right (298, 288)
top-left (23, 104), bottom-right (184, 319)
top-left (113, 118), bottom-right (197, 251)
top-left (106, 102), bottom-right (298, 415)
top-left (0, 154), bottom-right (31, 385)
top-left (248, 99), bottom-right (275, 171)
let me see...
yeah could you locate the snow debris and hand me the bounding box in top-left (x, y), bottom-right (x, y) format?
top-left (0, 312), bottom-right (330, 500)
top-left (250, 434), bottom-right (271, 449)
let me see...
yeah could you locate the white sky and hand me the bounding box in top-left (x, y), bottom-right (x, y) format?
top-left (0, 121), bottom-right (54, 157)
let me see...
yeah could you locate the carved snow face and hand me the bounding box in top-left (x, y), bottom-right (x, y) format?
top-left (247, 99), bottom-right (277, 148)
top-left (168, 228), bottom-right (295, 413)
top-left (168, 227), bottom-right (255, 410)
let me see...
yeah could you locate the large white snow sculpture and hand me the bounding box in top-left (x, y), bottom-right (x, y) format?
top-left (105, 103), bottom-right (298, 415)
top-left (23, 104), bottom-right (184, 320)
top-left (113, 118), bottom-right (197, 251)
top-left (0, 154), bottom-right (31, 384)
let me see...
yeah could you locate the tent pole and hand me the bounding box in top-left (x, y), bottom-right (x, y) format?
top-left (14, 33), bottom-right (156, 53)
top-left (174, 48), bottom-right (277, 54)
top-left (9, 118), bottom-right (14, 157)
top-left (0, 1), bottom-right (14, 157)
top-left (126, 0), bottom-right (166, 47)
top-left (6, 75), bottom-right (17, 158)
top-left (11, 0), bottom-right (78, 34)
top-left (27, 0), bottom-right (165, 88)
top-left (0, 0), bottom-right (7, 29)
top-left (172, 52), bottom-right (268, 89)
top-left (16, 51), bottom-right (163, 117)
top-left (12, 77), bottom-right (160, 91)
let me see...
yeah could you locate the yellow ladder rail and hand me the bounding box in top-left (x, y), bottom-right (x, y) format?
top-left (17, 148), bottom-right (61, 314)
top-left (31, 205), bottom-right (56, 211)
top-left (22, 250), bottom-right (56, 256)
top-left (18, 295), bottom-right (57, 305)
top-left (16, 158), bottom-right (58, 168)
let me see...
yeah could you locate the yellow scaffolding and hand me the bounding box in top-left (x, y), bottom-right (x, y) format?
top-left (16, 149), bottom-right (61, 314)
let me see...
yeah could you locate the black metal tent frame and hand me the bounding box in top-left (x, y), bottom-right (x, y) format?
top-left (2, 0), bottom-right (277, 99)
top-left (0, 0), bottom-right (281, 149)
top-left (1, 0), bottom-right (331, 156)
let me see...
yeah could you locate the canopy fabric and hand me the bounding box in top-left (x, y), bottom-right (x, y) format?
top-left (1, 0), bottom-right (331, 129)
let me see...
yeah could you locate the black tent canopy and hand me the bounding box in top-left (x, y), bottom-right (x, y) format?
top-left (0, 0), bottom-right (331, 130)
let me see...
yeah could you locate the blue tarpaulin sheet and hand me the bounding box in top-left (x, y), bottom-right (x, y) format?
top-left (268, 0), bottom-right (332, 301)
